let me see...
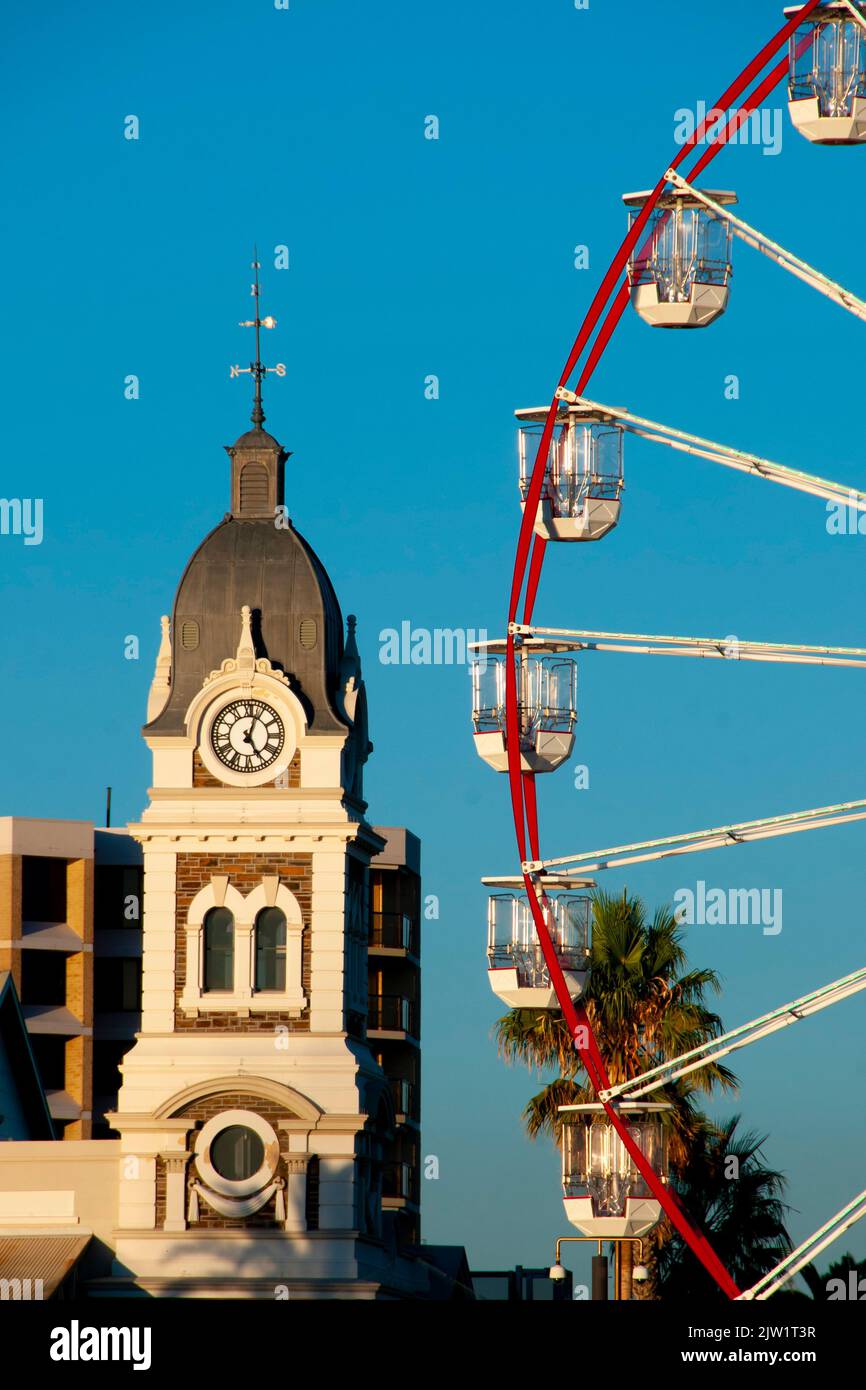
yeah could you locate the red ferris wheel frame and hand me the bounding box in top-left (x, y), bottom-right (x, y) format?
top-left (503, 0), bottom-right (825, 1301)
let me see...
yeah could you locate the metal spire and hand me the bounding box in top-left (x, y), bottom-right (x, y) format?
top-left (230, 248), bottom-right (285, 428)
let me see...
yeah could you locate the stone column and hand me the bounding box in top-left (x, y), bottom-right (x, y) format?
top-left (283, 1157), bottom-right (308, 1233)
top-left (162, 1152), bottom-right (191, 1232)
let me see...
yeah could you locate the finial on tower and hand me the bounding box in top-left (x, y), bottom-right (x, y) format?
top-left (230, 248), bottom-right (286, 429)
top-left (236, 604), bottom-right (257, 678)
top-left (146, 615), bottom-right (172, 722)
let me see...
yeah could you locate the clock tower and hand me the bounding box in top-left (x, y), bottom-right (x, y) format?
top-left (107, 268), bottom-right (424, 1297)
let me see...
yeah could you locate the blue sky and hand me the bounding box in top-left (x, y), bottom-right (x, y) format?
top-left (3, 0), bottom-right (865, 1290)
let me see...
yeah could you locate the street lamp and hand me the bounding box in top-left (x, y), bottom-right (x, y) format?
top-left (549, 1234), bottom-right (647, 1302)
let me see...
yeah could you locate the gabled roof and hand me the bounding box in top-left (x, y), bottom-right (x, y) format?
top-left (407, 1244), bottom-right (476, 1300)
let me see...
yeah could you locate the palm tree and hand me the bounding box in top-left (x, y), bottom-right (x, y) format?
top-left (796, 1252), bottom-right (866, 1302)
top-left (655, 1118), bottom-right (792, 1299)
top-left (495, 889), bottom-right (739, 1298)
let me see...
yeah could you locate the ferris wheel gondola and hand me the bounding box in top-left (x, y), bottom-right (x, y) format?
top-left (785, 1), bottom-right (866, 143)
top-left (623, 187), bottom-right (737, 328)
top-left (516, 403), bottom-right (624, 541)
top-left (481, 876), bottom-right (592, 1008)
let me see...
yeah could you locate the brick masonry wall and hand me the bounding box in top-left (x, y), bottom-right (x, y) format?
top-left (175, 851), bottom-right (314, 1032)
top-left (0, 855), bottom-right (22, 989)
top-left (192, 749), bottom-right (301, 788)
top-left (156, 1091), bottom-right (303, 1231)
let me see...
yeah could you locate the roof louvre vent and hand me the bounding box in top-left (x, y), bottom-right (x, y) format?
top-left (239, 462), bottom-right (270, 514)
top-left (180, 620), bottom-right (200, 651)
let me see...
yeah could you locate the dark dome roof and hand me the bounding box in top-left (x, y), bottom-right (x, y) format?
top-left (229, 427), bottom-right (285, 454)
top-left (146, 516), bottom-right (347, 736)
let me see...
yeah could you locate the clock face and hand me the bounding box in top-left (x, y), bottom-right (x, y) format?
top-left (210, 699), bottom-right (285, 773)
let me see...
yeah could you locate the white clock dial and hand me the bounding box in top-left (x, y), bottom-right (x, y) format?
top-left (210, 699), bottom-right (285, 773)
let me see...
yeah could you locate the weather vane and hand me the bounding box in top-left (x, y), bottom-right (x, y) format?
top-left (230, 247), bottom-right (286, 427)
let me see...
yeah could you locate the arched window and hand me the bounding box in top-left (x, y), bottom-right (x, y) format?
top-left (203, 907), bottom-right (234, 991)
top-left (255, 907), bottom-right (287, 992)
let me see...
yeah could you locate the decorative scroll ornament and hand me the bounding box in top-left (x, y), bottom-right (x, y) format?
top-left (187, 1175), bottom-right (285, 1222)
top-left (203, 605), bottom-right (292, 690)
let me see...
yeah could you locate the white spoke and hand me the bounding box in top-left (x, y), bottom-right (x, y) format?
top-left (508, 624), bottom-right (866, 669)
top-left (555, 386), bottom-right (866, 512)
top-left (600, 966), bottom-right (866, 1101)
top-left (666, 168), bottom-right (866, 324)
top-left (524, 798), bottom-right (866, 874)
top-left (739, 1190), bottom-right (866, 1300)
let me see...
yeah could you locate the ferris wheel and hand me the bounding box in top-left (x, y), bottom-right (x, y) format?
top-left (470, 0), bottom-right (866, 1301)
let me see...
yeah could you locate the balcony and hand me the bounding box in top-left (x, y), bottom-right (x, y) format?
top-left (382, 1162), bottom-right (414, 1203)
top-left (368, 994), bottom-right (417, 1037)
top-left (369, 912), bottom-right (418, 954)
top-left (22, 1005), bottom-right (90, 1037)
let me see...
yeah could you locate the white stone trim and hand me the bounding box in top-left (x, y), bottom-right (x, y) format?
top-left (179, 879), bottom-right (307, 1017)
top-left (186, 675), bottom-right (310, 790)
top-left (193, 1109), bottom-right (280, 1199)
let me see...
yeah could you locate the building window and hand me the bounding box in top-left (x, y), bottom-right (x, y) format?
top-left (191, 1109), bottom-right (280, 1217)
top-left (20, 950), bottom-right (68, 1007)
top-left (95, 865), bottom-right (142, 928)
top-left (210, 1125), bottom-right (265, 1181)
top-left (22, 856), bottom-right (67, 924)
top-left (182, 882), bottom-right (306, 1017)
top-left (254, 907), bottom-right (287, 992)
top-left (203, 907), bottom-right (234, 991)
top-left (369, 867), bottom-right (420, 952)
top-left (29, 1034), bottom-right (66, 1091)
top-left (94, 957), bottom-right (142, 1013)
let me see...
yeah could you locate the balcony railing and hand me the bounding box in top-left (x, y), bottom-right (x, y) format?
top-left (369, 912), bottom-right (417, 953)
top-left (368, 994), bottom-right (417, 1035)
top-left (389, 1077), bottom-right (416, 1118)
top-left (382, 1162), bottom-right (414, 1201)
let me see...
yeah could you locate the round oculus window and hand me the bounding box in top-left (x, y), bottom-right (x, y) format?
top-left (209, 1124), bottom-right (265, 1181)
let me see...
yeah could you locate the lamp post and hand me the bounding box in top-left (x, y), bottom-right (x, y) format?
top-left (549, 1235), bottom-right (647, 1302)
